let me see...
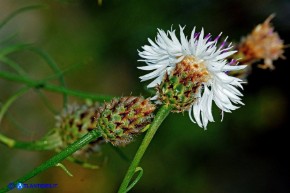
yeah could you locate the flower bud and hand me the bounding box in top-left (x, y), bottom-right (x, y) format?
top-left (55, 102), bottom-right (103, 156)
top-left (96, 96), bottom-right (156, 146)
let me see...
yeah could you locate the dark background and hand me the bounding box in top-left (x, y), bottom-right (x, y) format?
top-left (0, 0), bottom-right (289, 192)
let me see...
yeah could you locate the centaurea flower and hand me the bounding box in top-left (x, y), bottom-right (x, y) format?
top-left (138, 26), bottom-right (246, 128)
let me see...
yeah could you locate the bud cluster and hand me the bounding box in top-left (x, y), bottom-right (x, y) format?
top-left (54, 96), bottom-right (156, 154)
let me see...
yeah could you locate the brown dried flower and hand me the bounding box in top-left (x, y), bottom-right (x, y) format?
top-left (238, 14), bottom-right (285, 69)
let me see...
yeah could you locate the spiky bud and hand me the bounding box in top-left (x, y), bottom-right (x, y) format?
top-left (96, 96), bottom-right (156, 146)
top-left (55, 102), bottom-right (103, 156)
top-left (156, 56), bottom-right (210, 112)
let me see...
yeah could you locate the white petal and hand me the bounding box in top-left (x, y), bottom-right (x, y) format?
top-left (138, 26), bottom-right (245, 129)
top-left (151, 95), bottom-right (158, 100)
top-left (222, 64), bottom-right (247, 71)
top-left (193, 103), bottom-right (203, 127)
top-left (215, 50), bottom-right (237, 60)
top-left (139, 68), bottom-right (164, 80)
top-left (147, 74), bottom-right (164, 88)
top-left (137, 65), bottom-right (164, 70)
top-left (188, 105), bottom-right (196, 123)
top-left (196, 28), bottom-right (205, 56)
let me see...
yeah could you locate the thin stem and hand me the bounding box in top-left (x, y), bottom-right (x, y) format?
top-left (118, 104), bottom-right (172, 193)
top-left (111, 145), bottom-right (130, 162)
top-left (0, 87), bottom-right (30, 123)
top-left (0, 5), bottom-right (45, 29)
top-left (0, 129), bottom-right (102, 193)
top-left (0, 131), bottom-right (62, 151)
top-left (0, 56), bottom-right (27, 76)
top-left (0, 133), bottom-right (14, 148)
top-left (0, 87), bottom-right (60, 150)
top-left (34, 89), bottom-right (59, 114)
top-left (29, 47), bottom-right (68, 107)
top-left (0, 71), bottom-right (113, 101)
top-left (66, 156), bottom-right (100, 169)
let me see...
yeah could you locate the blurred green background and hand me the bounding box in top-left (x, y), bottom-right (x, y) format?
top-left (0, 0), bottom-right (289, 193)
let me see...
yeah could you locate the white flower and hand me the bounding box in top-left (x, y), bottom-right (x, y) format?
top-left (138, 26), bottom-right (246, 129)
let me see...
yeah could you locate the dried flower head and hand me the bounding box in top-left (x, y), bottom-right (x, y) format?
top-left (96, 96), bottom-right (156, 146)
top-left (55, 102), bottom-right (103, 156)
top-left (138, 26), bottom-right (245, 128)
top-left (238, 14), bottom-right (285, 69)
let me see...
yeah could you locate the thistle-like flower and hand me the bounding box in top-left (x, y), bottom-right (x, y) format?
top-left (138, 26), bottom-right (246, 128)
top-left (96, 96), bottom-right (156, 146)
top-left (238, 14), bottom-right (285, 69)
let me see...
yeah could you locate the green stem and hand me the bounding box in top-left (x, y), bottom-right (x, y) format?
top-left (0, 71), bottom-right (113, 101)
top-left (0, 5), bottom-right (45, 30)
top-left (0, 56), bottom-right (27, 76)
top-left (0, 129), bottom-right (102, 193)
top-left (28, 47), bottom-right (68, 107)
top-left (0, 87), bottom-right (61, 150)
top-left (118, 104), bottom-right (172, 193)
top-left (0, 131), bottom-right (62, 151)
top-left (0, 87), bottom-right (29, 123)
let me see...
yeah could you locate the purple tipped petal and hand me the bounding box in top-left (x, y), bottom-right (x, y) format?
top-left (221, 41), bottom-right (226, 48)
top-left (214, 32), bottom-right (222, 42)
top-left (205, 33), bottom-right (211, 39)
top-left (194, 32), bottom-right (200, 39)
top-left (229, 59), bottom-right (237, 66)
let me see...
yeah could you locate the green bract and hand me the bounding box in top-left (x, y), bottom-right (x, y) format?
top-left (55, 102), bottom-right (102, 156)
top-left (157, 56), bottom-right (210, 112)
top-left (96, 96), bottom-right (156, 146)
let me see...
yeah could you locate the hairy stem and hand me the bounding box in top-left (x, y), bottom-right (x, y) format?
top-left (118, 104), bottom-right (172, 193)
top-left (0, 129), bottom-right (102, 193)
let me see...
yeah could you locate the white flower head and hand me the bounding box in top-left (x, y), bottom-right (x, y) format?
top-left (138, 26), bottom-right (246, 129)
